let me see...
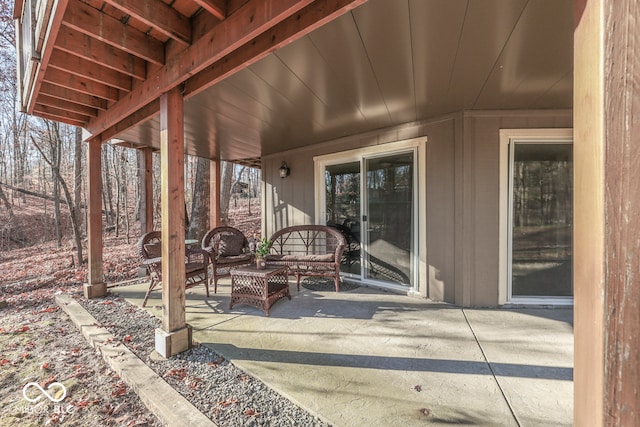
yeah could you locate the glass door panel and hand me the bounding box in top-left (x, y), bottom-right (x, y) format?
top-left (510, 143), bottom-right (573, 298)
top-left (363, 153), bottom-right (414, 286)
top-left (325, 162), bottom-right (361, 276)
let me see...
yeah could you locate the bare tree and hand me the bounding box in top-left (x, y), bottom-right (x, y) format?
top-left (29, 122), bottom-right (84, 266)
top-left (220, 161), bottom-right (234, 222)
top-left (74, 127), bottom-right (83, 234)
top-left (187, 156), bottom-right (210, 240)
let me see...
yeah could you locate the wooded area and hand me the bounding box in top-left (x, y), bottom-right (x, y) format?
top-left (0, 0), bottom-right (261, 265)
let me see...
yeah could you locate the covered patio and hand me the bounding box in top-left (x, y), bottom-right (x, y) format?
top-left (114, 278), bottom-right (573, 426)
top-left (14, 0), bottom-right (640, 424)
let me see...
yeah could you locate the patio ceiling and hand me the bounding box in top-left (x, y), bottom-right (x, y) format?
top-left (16, 0), bottom-right (573, 163)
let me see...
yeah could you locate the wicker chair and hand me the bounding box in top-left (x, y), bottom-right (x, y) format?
top-left (137, 231), bottom-right (210, 307)
top-left (201, 226), bottom-right (253, 293)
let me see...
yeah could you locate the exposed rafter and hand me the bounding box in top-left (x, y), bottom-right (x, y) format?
top-left (100, 0), bottom-right (192, 45)
top-left (34, 104), bottom-right (92, 125)
top-left (37, 94), bottom-right (98, 118)
top-left (192, 0), bottom-right (226, 20)
top-left (63, 0), bottom-right (165, 65)
top-left (43, 68), bottom-right (119, 101)
top-left (40, 82), bottom-right (109, 111)
top-left (54, 27), bottom-right (147, 80)
top-left (49, 50), bottom-right (132, 91)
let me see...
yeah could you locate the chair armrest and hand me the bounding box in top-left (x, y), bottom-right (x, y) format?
top-left (142, 257), bottom-right (162, 266)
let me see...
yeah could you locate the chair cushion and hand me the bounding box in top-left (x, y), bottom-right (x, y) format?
top-left (217, 253), bottom-right (252, 264)
top-left (266, 253), bottom-right (334, 263)
top-left (186, 262), bottom-right (206, 274)
top-left (144, 243), bottom-right (161, 259)
top-left (217, 234), bottom-right (245, 256)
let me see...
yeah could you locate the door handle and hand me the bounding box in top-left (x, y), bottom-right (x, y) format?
top-left (362, 215), bottom-right (367, 222)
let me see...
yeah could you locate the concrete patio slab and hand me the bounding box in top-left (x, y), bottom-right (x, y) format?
top-left (115, 280), bottom-right (573, 426)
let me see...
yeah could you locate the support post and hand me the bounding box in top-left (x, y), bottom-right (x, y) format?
top-left (209, 159), bottom-right (221, 228)
top-left (155, 87), bottom-right (190, 358)
top-left (84, 137), bottom-right (106, 298)
top-left (574, 0), bottom-right (640, 424)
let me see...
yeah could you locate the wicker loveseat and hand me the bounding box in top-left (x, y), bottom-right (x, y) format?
top-left (265, 225), bottom-right (346, 292)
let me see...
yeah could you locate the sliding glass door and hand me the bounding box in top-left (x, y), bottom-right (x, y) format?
top-left (363, 153), bottom-right (414, 286)
top-left (322, 149), bottom-right (417, 289)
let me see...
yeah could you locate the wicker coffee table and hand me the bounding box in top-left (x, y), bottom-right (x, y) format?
top-left (229, 265), bottom-right (290, 316)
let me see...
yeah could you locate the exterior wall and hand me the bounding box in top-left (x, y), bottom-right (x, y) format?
top-left (459, 110), bottom-right (573, 307)
top-left (263, 109), bottom-right (572, 307)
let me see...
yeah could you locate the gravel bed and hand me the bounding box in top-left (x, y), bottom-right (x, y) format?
top-left (77, 293), bottom-right (330, 427)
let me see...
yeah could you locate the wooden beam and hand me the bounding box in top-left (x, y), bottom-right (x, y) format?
top-left (574, 0), bottom-right (640, 425)
top-left (160, 87), bottom-right (186, 333)
top-left (55, 27), bottom-right (146, 80)
top-left (50, 49), bottom-right (133, 91)
top-left (34, 103), bottom-right (92, 124)
top-left (602, 0), bottom-right (640, 424)
top-left (32, 111), bottom-right (86, 128)
top-left (193, 0), bottom-right (226, 20)
top-left (209, 159), bottom-right (221, 228)
top-left (86, 0), bottom-right (318, 136)
top-left (63, 0), bottom-right (164, 65)
top-left (100, 99), bottom-right (161, 142)
top-left (37, 93), bottom-right (98, 117)
top-left (574, 0), bottom-right (604, 424)
top-left (43, 67), bottom-right (119, 101)
top-left (40, 82), bottom-right (108, 110)
top-left (87, 138), bottom-right (104, 286)
top-left (185, 0), bottom-right (369, 98)
top-left (13, 0), bottom-right (23, 20)
top-left (101, 0), bottom-right (191, 45)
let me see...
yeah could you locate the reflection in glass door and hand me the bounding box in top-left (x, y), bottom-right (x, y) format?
top-left (324, 151), bottom-right (416, 288)
top-left (509, 143), bottom-right (573, 299)
top-left (325, 162), bottom-right (361, 276)
top-left (364, 153), bottom-right (414, 287)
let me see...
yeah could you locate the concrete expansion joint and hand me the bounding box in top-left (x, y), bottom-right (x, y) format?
top-left (461, 308), bottom-right (522, 427)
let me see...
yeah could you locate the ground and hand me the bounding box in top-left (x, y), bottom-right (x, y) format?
top-left (0, 198), bottom-right (260, 426)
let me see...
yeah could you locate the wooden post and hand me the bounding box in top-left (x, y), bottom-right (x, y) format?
top-left (84, 137), bottom-right (106, 298)
top-left (210, 159), bottom-right (221, 228)
top-left (155, 87), bottom-right (191, 358)
top-left (140, 147), bottom-right (154, 234)
top-left (574, 0), bottom-right (640, 424)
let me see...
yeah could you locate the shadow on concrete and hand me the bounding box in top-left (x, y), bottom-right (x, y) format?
top-left (206, 343), bottom-right (573, 380)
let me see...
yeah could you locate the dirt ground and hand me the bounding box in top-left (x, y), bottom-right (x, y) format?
top-left (0, 198), bottom-right (260, 426)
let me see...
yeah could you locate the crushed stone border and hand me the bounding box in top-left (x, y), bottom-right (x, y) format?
top-left (55, 293), bottom-right (216, 427)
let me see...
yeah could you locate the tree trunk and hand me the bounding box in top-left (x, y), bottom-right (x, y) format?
top-left (52, 124), bottom-right (62, 247)
top-left (121, 148), bottom-right (130, 243)
top-left (102, 146), bottom-right (115, 226)
top-left (187, 156), bottom-right (210, 240)
top-left (74, 127), bottom-right (83, 235)
top-left (0, 183), bottom-right (24, 245)
top-left (111, 146), bottom-right (121, 237)
top-left (220, 161), bottom-right (234, 222)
